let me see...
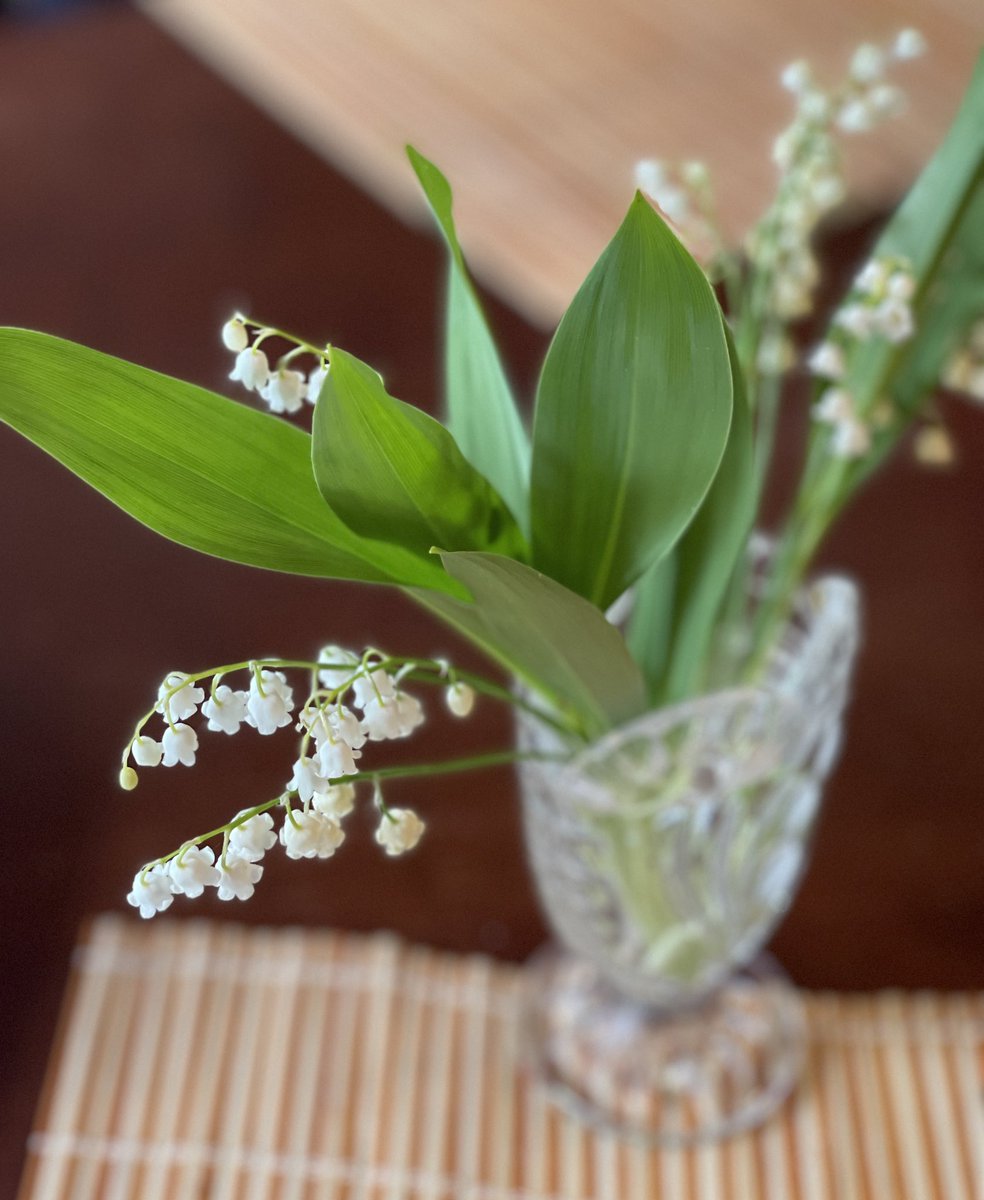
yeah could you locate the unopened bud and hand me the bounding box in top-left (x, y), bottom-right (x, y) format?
top-left (119, 766), bottom-right (139, 791)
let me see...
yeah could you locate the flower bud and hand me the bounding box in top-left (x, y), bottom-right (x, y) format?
top-left (221, 317), bottom-right (249, 352)
top-left (119, 766), bottom-right (139, 791)
top-left (446, 682), bottom-right (476, 718)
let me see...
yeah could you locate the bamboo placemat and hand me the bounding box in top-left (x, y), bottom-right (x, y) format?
top-left (18, 915), bottom-right (984, 1200)
top-left (139, 0), bottom-right (983, 326)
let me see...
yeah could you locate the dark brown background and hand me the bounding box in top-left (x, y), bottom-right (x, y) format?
top-left (1, 8), bottom-right (982, 1197)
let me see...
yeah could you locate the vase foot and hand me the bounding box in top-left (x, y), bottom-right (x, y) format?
top-left (521, 946), bottom-right (805, 1146)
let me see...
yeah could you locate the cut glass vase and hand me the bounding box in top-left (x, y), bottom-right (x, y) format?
top-left (517, 568), bottom-right (860, 1144)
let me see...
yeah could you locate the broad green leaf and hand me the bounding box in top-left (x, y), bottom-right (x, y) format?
top-left (313, 348), bottom-right (527, 559)
top-left (530, 193), bottom-right (733, 610)
top-left (407, 147), bottom-right (530, 533)
top-left (408, 551), bottom-right (648, 740)
top-left (0, 329), bottom-right (460, 592)
top-left (656, 329), bottom-right (756, 703)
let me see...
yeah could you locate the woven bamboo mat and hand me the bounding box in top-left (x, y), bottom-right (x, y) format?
top-left (18, 915), bottom-right (984, 1200)
top-left (138, 0), bottom-right (982, 326)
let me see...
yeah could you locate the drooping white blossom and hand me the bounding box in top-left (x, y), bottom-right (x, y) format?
top-left (780, 60), bottom-right (812, 95)
top-left (298, 703), bottom-right (334, 744)
top-left (813, 386), bottom-right (854, 424)
top-left (156, 672), bottom-right (205, 722)
top-left (221, 317), bottom-right (249, 352)
top-left (351, 667), bottom-right (397, 709)
top-left (127, 864), bottom-right (174, 919)
top-left (201, 685), bottom-right (249, 735)
top-left (830, 414), bottom-right (871, 459)
top-left (245, 669), bottom-right (294, 735)
top-left (289, 755), bottom-right (333, 803)
top-left (215, 851), bottom-right (263, 901)
top-left (807, 341), bottom-right (846, 380)
top-left (161, 723), bottom-right (199, 767)
top-left (131, 735), bottom-right (164, 768)
top-left (374, 807), bottom-right (426, 857)
top-left (279, 809), bottom-right (345, 859)
top-left (312, 783), bottom-right (356, 819)
top-left (359, 691), bottom-right (424, 741)
top-left (228, 811), bottom-right (277, 862)
top-left (260, 368), bottom-right (306, 415)
top-left (316, 737), bottom-right (361, 779)
top-left (317, 645), bottom-right (360, 692)
top-left (393, 692), bottom-right (425, 736)
top-left (229, 346), bottom-right (271, 392)
top-left (330, 705), bottom-right (367, 750)
top-left (446, 682), bottom-right (476, 718)
top-left (306, 363), bottom-right (329, 405)
top-left (849, 43), bottom-right (886, 84)
top-left (168, 845), bottom-right (220, 897)
top-left (893, 29), bottom-right (926, 60)
top-left (872, 299), bottom-right (914, 343)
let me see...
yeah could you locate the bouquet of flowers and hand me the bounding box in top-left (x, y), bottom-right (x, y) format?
top-left (1, 32), bottom-right (981, 920)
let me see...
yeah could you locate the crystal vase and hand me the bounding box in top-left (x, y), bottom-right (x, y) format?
top-left (517, 567), bottom-right (860, 1144)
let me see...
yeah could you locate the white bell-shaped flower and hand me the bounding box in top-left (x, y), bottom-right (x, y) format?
top-left (245, 669), bottom-right (294, 736)
top-left (279, 809), bottom-right (345, 859)
top-left (813, 386), bottom-right (855, 425)
top-left (306, 362), bottom-right (329, 405)
top-left (156, 672), bottom-right (205, 722)
top-left (392, 692), bottom-right (425, 737)
top-left (807, 341), bottom-right (846, 381)
top-left (374, 808), bottom-right (426, 857)
top-left (216, 851), bottom-right (263, 901)
top-left (168, 845), bottom-right (220, 897)
top-left (872, 299), bottom-right (914, 344)
top-left (126, 864), bottom-right (174, 919)
top-left (316, 737), bottom-right (361, 779)
top-left (893, 29), bottom-right (926, 60)
top-left (260, 368), bottom-right (306, 415)
top-left (229, 346), bottom-right (270, 392)
top-left (298, 703), bottom-right (334, 744)
top-left (352, 667), bottom-right (396, 709)
top-left (312, 783), bottom-right (356, 819)
top-left (830, 414), bottom-right (872, 459)
top-left (330, 705), bottom-right (367, 750)
top-left (131, 735), bottom-right (163, 767)
top-left (229, 811), bottom-right (277, 862)
top-left (202, 685), bottom-right (249, 735)
top-left (289, 755), bottom-right (332, 804)
top-left (161, 723), bottom-right (199, 767)
top-left (317, 645), bottom-right (359, 692)
top-left (360, 695), bottom-right (403, 741)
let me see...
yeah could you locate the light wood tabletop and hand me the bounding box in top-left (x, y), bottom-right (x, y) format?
top-left (142, 0), bottom-right (983, 324)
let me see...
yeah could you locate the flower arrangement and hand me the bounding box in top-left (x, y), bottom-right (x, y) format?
top-left (1, 32), bottom-right (981, 921)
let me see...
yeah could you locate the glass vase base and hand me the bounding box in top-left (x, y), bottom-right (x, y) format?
top-left (521, 946), bottom-right (806, 1146)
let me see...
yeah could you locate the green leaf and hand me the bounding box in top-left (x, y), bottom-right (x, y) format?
top-left (530, 193), bottom-right (733, 610)
top-left (0, 329), bottom-right (460, 592)
top-left (655, 328), bottom-right (756, 703)
top-left (408, 551), bottom-right (648, 740)
top-left (407, 146), bottom-right (530, 533)
top-left (313, 348), bottom-right (526, 559)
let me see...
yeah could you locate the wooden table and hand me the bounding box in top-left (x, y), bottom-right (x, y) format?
top-left (1, 8), bottom-right (982, 1198)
